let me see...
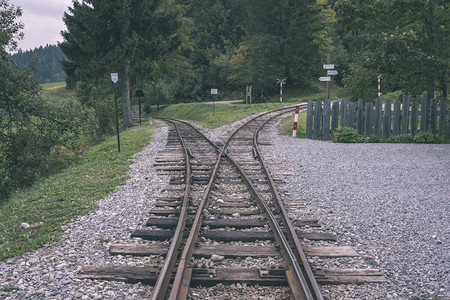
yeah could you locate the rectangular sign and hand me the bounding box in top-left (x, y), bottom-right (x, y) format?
top-left (319, 77), bottom-right (331, 82)
top-left (211, 89), bottom-right (218, 95)
top-left (111, 73), bottom-right (119, 84)
top-left (327, 70), bottom-right (338, 76)
top-left (323, 64), bottom-right (335, 69)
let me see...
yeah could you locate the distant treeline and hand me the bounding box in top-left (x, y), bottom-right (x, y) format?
top-left (11, 44), bottom-right (66, 84)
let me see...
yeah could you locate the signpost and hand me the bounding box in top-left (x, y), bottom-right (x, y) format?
top-left (377, 74), bottom-right (383, 98)
top-left (211, 88), bottom-right (218, 116)
top-left (276, 78), bottom-right (286, 103)
top-left (111, 73), bottom-right (120, 152)
top-left (135, 89), bottom-right (144, 125)
top-left (320, 54), bottom-right (338, 99)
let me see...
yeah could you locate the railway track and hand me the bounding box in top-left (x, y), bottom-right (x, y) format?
top-left (79, 104), bottom-right (385, 299)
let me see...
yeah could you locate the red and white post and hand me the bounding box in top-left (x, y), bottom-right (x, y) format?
top-left (292, 105), bottom-right (300, 137)
top-left (377, 74), bottom-right (383, 98)
top-left (277, 78), bottom-right (286, 103)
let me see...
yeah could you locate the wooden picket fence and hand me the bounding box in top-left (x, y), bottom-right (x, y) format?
top-left (305, 95), bottom-right (449, 140)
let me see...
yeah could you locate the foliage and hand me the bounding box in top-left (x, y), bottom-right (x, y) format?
top-left (362, 134), bottom-right (381, 143)
top-left (386, 134), bottom-right (414, 143)
top-left (0, 125), bottom-right (152, 261)
top-left (0, 0), bottom-right (96, 201)
top-left (334, 0), bottom-right (450, 100)
top-left (333, 127), bottom-right (360, 143)
top-left (60, 0), bottom-right (185, 129)
top-left (413, 131), bottom-right (437, 143)
top-left (1, 284), bottom-right (19, 292)
top-left (11, 45), bottom-right (66, 83)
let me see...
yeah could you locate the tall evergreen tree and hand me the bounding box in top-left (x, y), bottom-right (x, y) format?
top-left (243, 0), bottom-right (324, 96)
top-left (60, 0), bottom-right (184, 129)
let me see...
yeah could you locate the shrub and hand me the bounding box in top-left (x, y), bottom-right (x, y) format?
top-left (333, 127), bottom-right (360, 143)
top-left (413, 131), bottom-right (436, 144)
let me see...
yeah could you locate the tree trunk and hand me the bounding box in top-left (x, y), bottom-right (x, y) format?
top-left (121, 56), bottom-right (134, 129)
top-left (426, 0), bottom-right (436, 100)
top-left (441, 67), bottom-right (447, 101)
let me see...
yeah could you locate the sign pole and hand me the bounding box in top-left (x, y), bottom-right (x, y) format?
top-left (327, 53), bottom-right (331, 99)
top-left (139, 96), bottom-right (142, 125)
top-left (277, 78), bottom-right (286, 103)
top-left (111, 73), bottom-right (120, 152)
top-left (377, 74), bottom-right (383, 99)
top-left (211, 89), bottom-right (218, 116)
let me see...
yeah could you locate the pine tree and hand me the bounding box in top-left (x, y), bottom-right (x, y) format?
top-left (60, 0), bottom-right (184, 129)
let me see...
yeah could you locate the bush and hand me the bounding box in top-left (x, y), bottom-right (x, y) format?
top-left (333, 127), bottom-right (360, 143)
top-left (413, 131), bottom-right (436, 144)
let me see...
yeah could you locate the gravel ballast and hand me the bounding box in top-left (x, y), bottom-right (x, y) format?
top-left (0, 114), bottom-right (448, 300)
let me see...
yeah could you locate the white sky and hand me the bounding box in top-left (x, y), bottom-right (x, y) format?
top-left (11, 0), bottom-right (73, 51)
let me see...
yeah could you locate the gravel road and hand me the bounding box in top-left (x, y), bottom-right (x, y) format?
top-left (263, 124), bottom-right (450, 300)
top-left (0, 114), bottom-right (448, 300)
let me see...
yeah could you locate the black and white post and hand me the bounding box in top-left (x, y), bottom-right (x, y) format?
top-left (111, 73), bottom-right (120, 152)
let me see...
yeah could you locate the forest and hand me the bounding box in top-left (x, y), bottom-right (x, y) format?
top-left (1, 0), bottom-right (449, 200)
top-left (11, 45), bottom-right (66, 84)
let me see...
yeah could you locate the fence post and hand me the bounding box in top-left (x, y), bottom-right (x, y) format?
top-left (393, 101), bottom-right (401, 135)
top-left (364, 102), bottom-right (373, 135)
top-left (420, 95), bottom-right (429, 132)
top-left (430, 98), bottom-right (437, 133)
top-left (322, 99), bottom-right (331, 140)
top-left (331, 101), bottom-right (339, 133)
top-left (383, 100), bottom-right (391, 138)
top-left (402, 95), bottom-right (410, 134)
top-left (439, 100), bottom-right (447, 134)
top-left (411, 101), bottom-right (419, 136)
top-left (340, 98), bottom-right (347, 128)
top-left (305, 99), bottom-right (313, 139)
top-left (348, 102), bottom-right (356, 129)
top-left (356, 99), bottom-right (364, 134)
top-left (374, 97), bottom-right (382, 136)
top-left (313, 101), bottom-right (322, 140)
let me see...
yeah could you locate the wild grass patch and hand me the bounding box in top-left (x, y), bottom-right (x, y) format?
top-left (0, 125), bottom-right (152, 261)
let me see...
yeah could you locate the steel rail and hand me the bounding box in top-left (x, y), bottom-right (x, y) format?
top-left (221, 104), bottom-right (316, 299)
top-left (151, 120), bottom-right (193, 300)
top-left (253, 104), bottom-right (323, 300)
top-left (168, 108), bottom-right (296, 299)
top-left (156, 105), bottom-right (313, 299)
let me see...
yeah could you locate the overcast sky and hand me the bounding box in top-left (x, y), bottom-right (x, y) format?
top-left (13, 0), bottom-right (72, 51)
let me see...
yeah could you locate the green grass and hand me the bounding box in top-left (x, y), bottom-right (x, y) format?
top-left (150, 102), bottom-right (295, 128)
top-left (278, 111), bottom-right (308, 138)
top-left (149, 83), bottom-right (343, 129)
top-left (40, 81), bottom-right (66, 90)
top-left (0, 125), bottom-right (152, 261)
top-left (41, 82), bottom-right (77, 104)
